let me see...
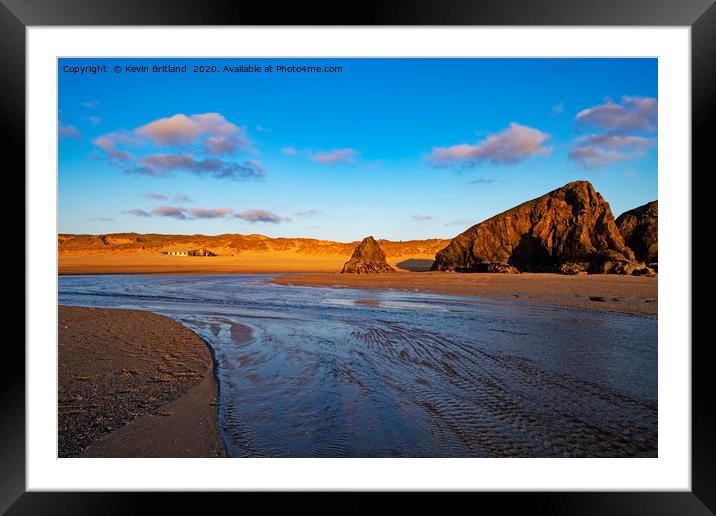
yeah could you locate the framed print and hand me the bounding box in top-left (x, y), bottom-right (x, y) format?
top-left (3, 0), bottom-right (711, 513)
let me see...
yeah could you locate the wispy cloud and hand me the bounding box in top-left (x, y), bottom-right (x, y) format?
top-left (141, 192), bottom-right (169, 201)
top-left (152, 206), bottom-right (188, 219)
top-left (576, 134), bottom-right (652, 150)
top-left (93, 131), bottom-right (136, 161)
top-left (411, 214), bottom-right (434, 221)
top-left (188, 207), bottom-right (233, 219)
top-left (82, 100), bottom-right (99, 109)
top-left (468, 178), bottom-right (497, 185)
top-left (312, 148), bottom-right (358, 165)
top-left (59, 123), bottom-right (80, 139)
top-left (568, 147), bottom-right (625, 169)
top-left (235, 209), bottom-right (289, 223)
top-left (283, 146), bottom-right (359, 165)
top-left (576, 96), bottom-right (657, 134)
top-left (82, 115), bottom-right (102, 126)
top-left (124, 205), bottom-right (289, 223)
top-left (568, 134), bottom-right (653, 169)
top-left (294, 209), bottom-right (322, 217)
top-left (173, 194), bottom-right (192, 203)
top-left (123, 209), bottom-right (151, 217)
top-left (570, 96), bottom-right (657, 169)
top-left (203, 133), bottom-right (250, 155)
top-left (428, 123), bottom-right (551, 166)
top-left (132, 154), bottom-right (265, 180)
top-left (550, 102), bottom-right (565, 116)
top-left (140, 192), bottom-right (192, 203)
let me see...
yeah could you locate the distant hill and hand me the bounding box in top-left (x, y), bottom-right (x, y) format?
top-left (58, 232), bottom-right (450, 259)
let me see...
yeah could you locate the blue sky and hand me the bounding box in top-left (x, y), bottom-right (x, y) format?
top-left (58, 58), bottom-right (657, 241)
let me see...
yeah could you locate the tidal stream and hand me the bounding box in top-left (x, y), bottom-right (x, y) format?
top-left (59, 274), bottom-right (657, 457)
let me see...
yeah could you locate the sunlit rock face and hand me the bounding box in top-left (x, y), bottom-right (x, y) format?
top-left (432, 180), bottom-right (647, 275)
top-left (616, 200), bottom-right (658, 267)
top-left (342, 236), bottom-right (396, 274)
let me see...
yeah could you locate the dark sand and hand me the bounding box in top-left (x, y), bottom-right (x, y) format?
top-left (58, 306), bottom-right (225, 457)
top-left (272, 272), bottom-right (658, 316)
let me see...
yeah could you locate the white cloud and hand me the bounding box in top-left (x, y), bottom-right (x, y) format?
top-left (428, 123), bottom-right (551, 166)
top-left (568, 134), bottom-right (653, 169)
top-left (235, 209), bottom-right (289, 223)
top-left (59, 123), bottom-right (80, 139)
top-left (576, 96), bottom-right (657, 133)
top-left (312, 148), bottom-right (358, 165)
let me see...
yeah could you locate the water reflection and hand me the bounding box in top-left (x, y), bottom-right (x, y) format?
top-left (59, 274), bottom-right (657, 457)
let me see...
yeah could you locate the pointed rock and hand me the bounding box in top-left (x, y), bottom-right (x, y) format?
top-left (341, 236), bottom-right (396, 274)
top-left (432, 180), bottom-right (644, 274)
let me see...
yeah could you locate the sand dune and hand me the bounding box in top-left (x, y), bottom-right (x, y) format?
top-left (59, 232), bottom-right (449, 257)
top-left (58, 232), bottom-right (447, 274)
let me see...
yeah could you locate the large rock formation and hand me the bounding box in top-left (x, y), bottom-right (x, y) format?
top-left (341, 236), bottom-right (396, 274)
top-left (616, 201), bottom-right (658, 266)
top-left (432, 180), bottom-right (649, 275)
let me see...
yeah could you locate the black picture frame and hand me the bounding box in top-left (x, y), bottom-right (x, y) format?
top-left (2, 0), bottom-right (709, 513)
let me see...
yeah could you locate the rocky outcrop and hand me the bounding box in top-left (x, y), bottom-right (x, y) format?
top-left (469, 263), bottom-right (520, 274)
top-left (432, 180), bottom-right (647, 275)
top-left (616, 201), bottom-right (658, 266)
top-left (341, 236), bottom-right (396, 274)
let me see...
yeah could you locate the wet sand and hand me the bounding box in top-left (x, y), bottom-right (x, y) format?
top-left (58, 306), bottom-right (226, 457)
top-left (272, 272), bottom-right (658, 316)
top-left (60, 274), bottom-right (658, 457)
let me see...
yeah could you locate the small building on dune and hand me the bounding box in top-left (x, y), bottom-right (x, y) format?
top-left (161, 248), bottom-right (216, 257)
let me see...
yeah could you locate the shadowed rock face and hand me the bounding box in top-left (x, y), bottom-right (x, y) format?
top-left (432, 180), bottom-right (644, 274)
top-left (342, 236), bottom-right (396, 274)
top-left (616, 201), bottom-right (658, 265)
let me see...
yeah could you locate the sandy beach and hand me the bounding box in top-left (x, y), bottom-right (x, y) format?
top-left (58, 306), bottom-right (225, 457)
top-left (60, 273), bottom-right (658, 457)
top-left (58, 252), bottom-right (438, 275)
top-left (57, 238), bottom-right (657, 317)
top-left (272, 272), bottom-right (658, 316)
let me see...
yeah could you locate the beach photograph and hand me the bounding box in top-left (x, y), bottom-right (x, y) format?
top-left (58, 57), bottom-right (657, 458)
